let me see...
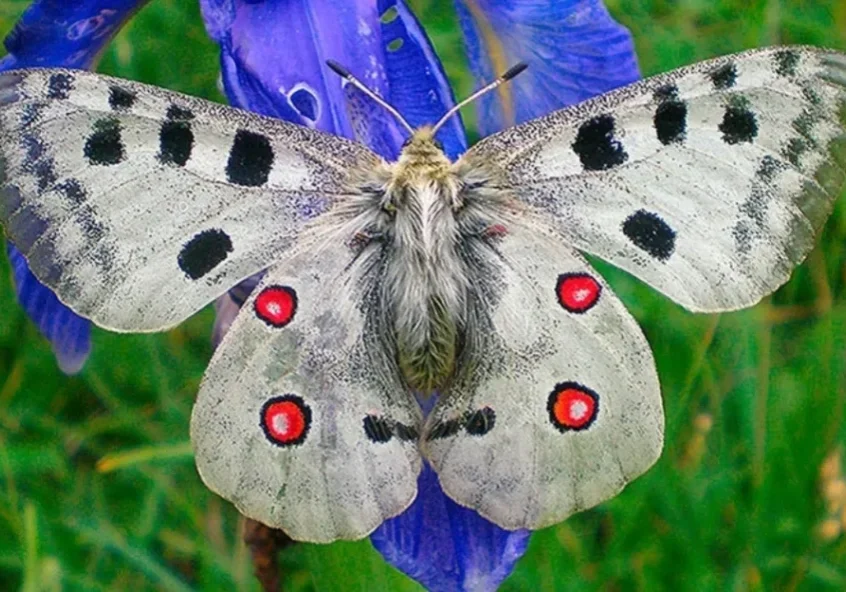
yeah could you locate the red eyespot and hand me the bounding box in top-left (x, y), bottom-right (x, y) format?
top-left (556, 273), bottom-right (601, 313)
top-left (260, 395), bottom-right (311, 446)
top-left (547, 383), bottom-right (599, 432)
top-left (255, 285), bottom-right (297, 327)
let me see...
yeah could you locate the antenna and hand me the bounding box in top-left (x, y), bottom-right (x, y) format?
top-left (326, 60), bottom-right (415, 135)
top-left (431, 63), bottom-right (528, 135)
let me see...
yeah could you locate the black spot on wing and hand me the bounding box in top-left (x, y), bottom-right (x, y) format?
top-left (465, 407), bottom-right (495, 436)
top-left (427, 417), bottom-right (463, 440)
top-left (775, 49), bottom-right (800, 77)
top-left (802, 85), bottom-right (822, 107)
top-left (719, 100), bottom-right (757, 144)
top-left (56, 178), bottom-right (86, 205)
top-left (653, 84), bottom-right (679, 102)
top-left (108, 85), bottom-right (136, 110)
top-left (226, 129), bottom-right (274, 186)
top-left (22, 134), bottom-right (45, 162)
top-left (166, 105), bottom-right (194, 121)
top-left (363, 415), bottom-right (393, 443)
top-left (84, 118), bottom-right (125, 165)
top-left (572, 114), bottom-right (628, 171)
top-left (783, 137), bottom-right (808, 166)
top-left (177, 228), bottom-right (233, 280)
top-left (756, 155), bottom-right (784, 183)
top-left (47, 73), bottom-right (73, 99)
top-left (653, 85), bottom-right (687, 145)
top-left (622, 209), bottom-right (676, 261)
top-left (33, 160), bottom-right (57, 191)
top-left (158, 119), bottom-right (193, 166)
top-left (732, 220), bottom-right (753, 254)
top-left (21, 135), bottom-right (56, 191)
top-left (394, 422), bottom-right (419, 442)
top-left (20, 103), bottom-right (44, 128)
top-left (709, 62), bottom-right (737, 90)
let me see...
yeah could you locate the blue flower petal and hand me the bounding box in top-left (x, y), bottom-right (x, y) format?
top-left (1, 0), bottom-right (147, 70)
top-left (2, 0), bottom-right (146, 372)
top-left (454, 0), bottom-right (639, 135)
top-left (6, 245), bottom-right (90, 374)
top-left (200, 0), bottom-right (393, 136)
top-left (376, 0), bottom-right (466, 159)
top-left (199, 0), bottom-right (465, 159)
top-left (371, 463), bottom-right (530, 592)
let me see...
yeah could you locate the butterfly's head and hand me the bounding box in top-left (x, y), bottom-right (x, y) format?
top-left (398, 127), bottom-right (447, 161)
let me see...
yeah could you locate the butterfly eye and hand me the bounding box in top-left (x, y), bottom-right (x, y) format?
top-left (433, 139), bottom-right (444, 151)
top-left (401, 137), bottom-right (412, 150)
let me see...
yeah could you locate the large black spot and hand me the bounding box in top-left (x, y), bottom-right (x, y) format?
top-left (719, 103), bottom-right (758, 144)
top-left (363, 415), bottom-right (393, 443)
top-left (654, 97), bottom-right (687, 145)
top-left (108, 85), bottom-right (136, 110)
top-left (709, 63), bottom-right (737, 90)
top-left (177, 228), bottom-right (233, 280)
top-left (465, 407), bottom-right (495, 436)
top-left (226, 130), bottom-right (274, 186)
top-left (775, 49), bottom-right (800, 77)
top-left (84, 118), bottom-right (125, 165)
top-left (572, 114), bottom-right (628, 171)
top-left (158, 120), bottom-right (193, 166)
top-left (622, 209), bottom-right (676, 261)
top-left (47, 73), bottom-right (73, 99)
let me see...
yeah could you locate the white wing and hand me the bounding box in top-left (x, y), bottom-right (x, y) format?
top-left (0, 68), bottom-right (380, 331)
top-left (422, 225), bottom-right (662, 531)
top-left (191, 238), bottom-right (422, 543)
top-left (462, 46), bottom-right (846, 312)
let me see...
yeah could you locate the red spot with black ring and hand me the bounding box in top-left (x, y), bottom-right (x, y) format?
top-left (255, 285), bottom-right (297, 327)
top-left (556, 273), bottom-right (601, 313)
top-left (260, 394), bottom-right (311, 446)
top-left (547, 382), bottom-right (599, 432)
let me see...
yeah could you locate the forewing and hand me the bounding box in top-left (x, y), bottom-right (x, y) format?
top-left (0, 68), bottom-right (379, 331)
top-left (422, 226), bottom-right (662, 531)
top-left (462, 46), bottom-right (846, 312)
top-left (191, 239), bottom-right (422, 543)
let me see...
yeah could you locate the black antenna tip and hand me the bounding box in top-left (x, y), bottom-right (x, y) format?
top-left (501, 62), bottom-right (528, 82)
top-left (326, 59), bottom-right (352, 79)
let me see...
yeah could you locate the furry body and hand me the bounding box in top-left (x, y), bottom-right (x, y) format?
top-left (334, 127), bottom-right (515, 393)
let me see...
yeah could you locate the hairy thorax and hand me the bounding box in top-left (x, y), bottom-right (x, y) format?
top-left (337, 128), bottom-right (515, 395)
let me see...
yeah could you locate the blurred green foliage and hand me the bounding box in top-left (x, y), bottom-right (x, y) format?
top-left (1, 1), bottom-right (845, 590)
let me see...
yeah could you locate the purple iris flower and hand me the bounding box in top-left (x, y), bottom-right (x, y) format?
top-left (2, 0), bottom-right (638, 589)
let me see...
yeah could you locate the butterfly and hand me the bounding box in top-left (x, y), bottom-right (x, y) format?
top-left (0, 46), bottom-right (844, 543)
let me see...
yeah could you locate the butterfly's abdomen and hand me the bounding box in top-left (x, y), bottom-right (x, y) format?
top-left (381, 178), bottom-right (469, 394)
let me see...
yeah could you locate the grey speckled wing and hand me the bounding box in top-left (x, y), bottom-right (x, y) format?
top-left (421, 225), bottom-right (662, 531)
top-left (191, 238), bottom-right (422, 543)
top-left (0, 68), bottom-right (380, 331)
top-left (462, 46), bottom-right (846, 313)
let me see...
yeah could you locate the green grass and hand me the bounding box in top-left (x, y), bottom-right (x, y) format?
top-left (1, 1), bottom-right (846, 590)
